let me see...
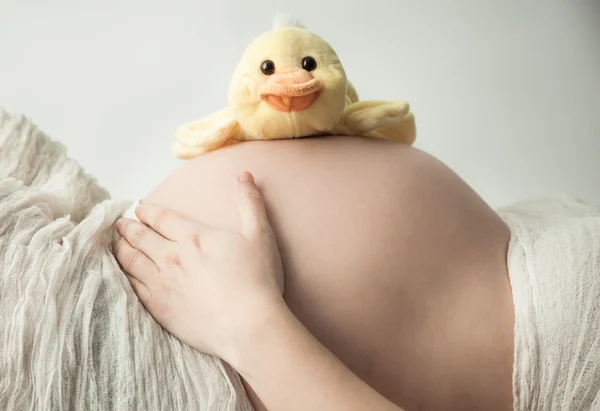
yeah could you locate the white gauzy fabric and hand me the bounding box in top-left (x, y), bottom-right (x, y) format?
top-left (499, 196), bottom-right (600, 411)
top-left (123, 201), bottom-right (142, 221)
top-left (0, 108), bottom-right (254, 411)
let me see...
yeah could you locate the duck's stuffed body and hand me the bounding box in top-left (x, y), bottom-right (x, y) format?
top-left (173, 18), bottom-right (416, 159)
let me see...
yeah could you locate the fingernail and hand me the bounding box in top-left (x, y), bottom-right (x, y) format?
top-left (238, 171), bottom-right (254, 184)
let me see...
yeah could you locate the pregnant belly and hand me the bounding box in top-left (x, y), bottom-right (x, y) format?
top-left (143, 136), bottom-right (514, 410)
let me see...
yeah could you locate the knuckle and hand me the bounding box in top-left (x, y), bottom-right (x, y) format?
top-left (125, 249), bottom-right (141, 271)
top-left (153, 209), bottom-right (171, 231)
top-left (131, 226), bottom-right (148, 248)
top-left (185, 230), bottom-right (201, 247)
top-left (245, 187), bottom-right (263, 203)
top-left (163, 251), bottom-right (182, 267)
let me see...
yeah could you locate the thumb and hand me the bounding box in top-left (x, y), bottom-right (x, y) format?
top-left (236, 172), bottom-right (272, 238)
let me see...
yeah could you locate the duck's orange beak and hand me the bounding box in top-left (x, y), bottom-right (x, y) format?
top-left (259, 69), bottom-right (323, 112)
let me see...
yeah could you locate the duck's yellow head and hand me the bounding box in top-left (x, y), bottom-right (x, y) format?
top-left (228, 18), bottom-right (348, 139)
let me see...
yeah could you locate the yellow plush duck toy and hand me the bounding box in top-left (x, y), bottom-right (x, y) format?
top-left (173, 16), bottom-right (416, 158)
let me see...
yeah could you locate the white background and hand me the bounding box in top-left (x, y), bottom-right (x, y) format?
top-left (1, 0), bottom-right (599, 208)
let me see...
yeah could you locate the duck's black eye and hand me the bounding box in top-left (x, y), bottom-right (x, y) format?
top-left (302, 56), bottom-right (317, 72)
top-left (261, 60), bottom-right (275, 75)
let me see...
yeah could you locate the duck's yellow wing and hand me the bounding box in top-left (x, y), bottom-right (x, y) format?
top-left (172, 107), bottom-right (245, 159)
top-left (332, 100), bottom-right (415, 145)
top-left (365, 111), bottom-right (416, 145)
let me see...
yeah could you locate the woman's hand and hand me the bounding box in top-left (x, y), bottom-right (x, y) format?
top-left (114, 171), bottom-right (405, 411)
top-left (112, 171), bottom-right (285, 360)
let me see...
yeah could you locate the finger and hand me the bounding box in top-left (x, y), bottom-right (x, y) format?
top-left (134, 203), bottom-right (204, 242)
top-left (126, 273), bottom-right (152, 306)
top-left (113, 236), bottom-right (158, 283)
top-left (115, 217), bottom-right (172, 263)
top-left (236, 172), bottom-right (273, 238)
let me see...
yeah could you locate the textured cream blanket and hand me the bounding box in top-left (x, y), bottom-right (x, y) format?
top-left (0, 108), bottom-right (253, 411)
top-left (500, 196), bottom-right (600, 411)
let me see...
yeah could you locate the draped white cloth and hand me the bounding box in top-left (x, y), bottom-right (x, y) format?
top-left (0, 108), bottom-right (253, 411)
top-left (500, 196), bottom-right (600, 411)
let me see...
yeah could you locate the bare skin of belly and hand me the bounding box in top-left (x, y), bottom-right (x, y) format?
top-left (144, 136), bottom-right (515, 411)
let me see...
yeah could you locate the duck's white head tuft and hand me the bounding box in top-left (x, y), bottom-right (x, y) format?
top-left (272, 12), bottom-right (305, 30)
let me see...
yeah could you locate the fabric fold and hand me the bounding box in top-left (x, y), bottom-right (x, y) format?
top-left (499, 196), bottom-right (600, 411)
top-left (0, 107), bottom-right (253, 411)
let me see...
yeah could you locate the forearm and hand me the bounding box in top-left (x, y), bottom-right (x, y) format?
top-left (226, 302), bottom-right (404, 411)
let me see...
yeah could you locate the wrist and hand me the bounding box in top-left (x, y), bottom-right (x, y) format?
top-left (223, 296), bottom-right (296, 372)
